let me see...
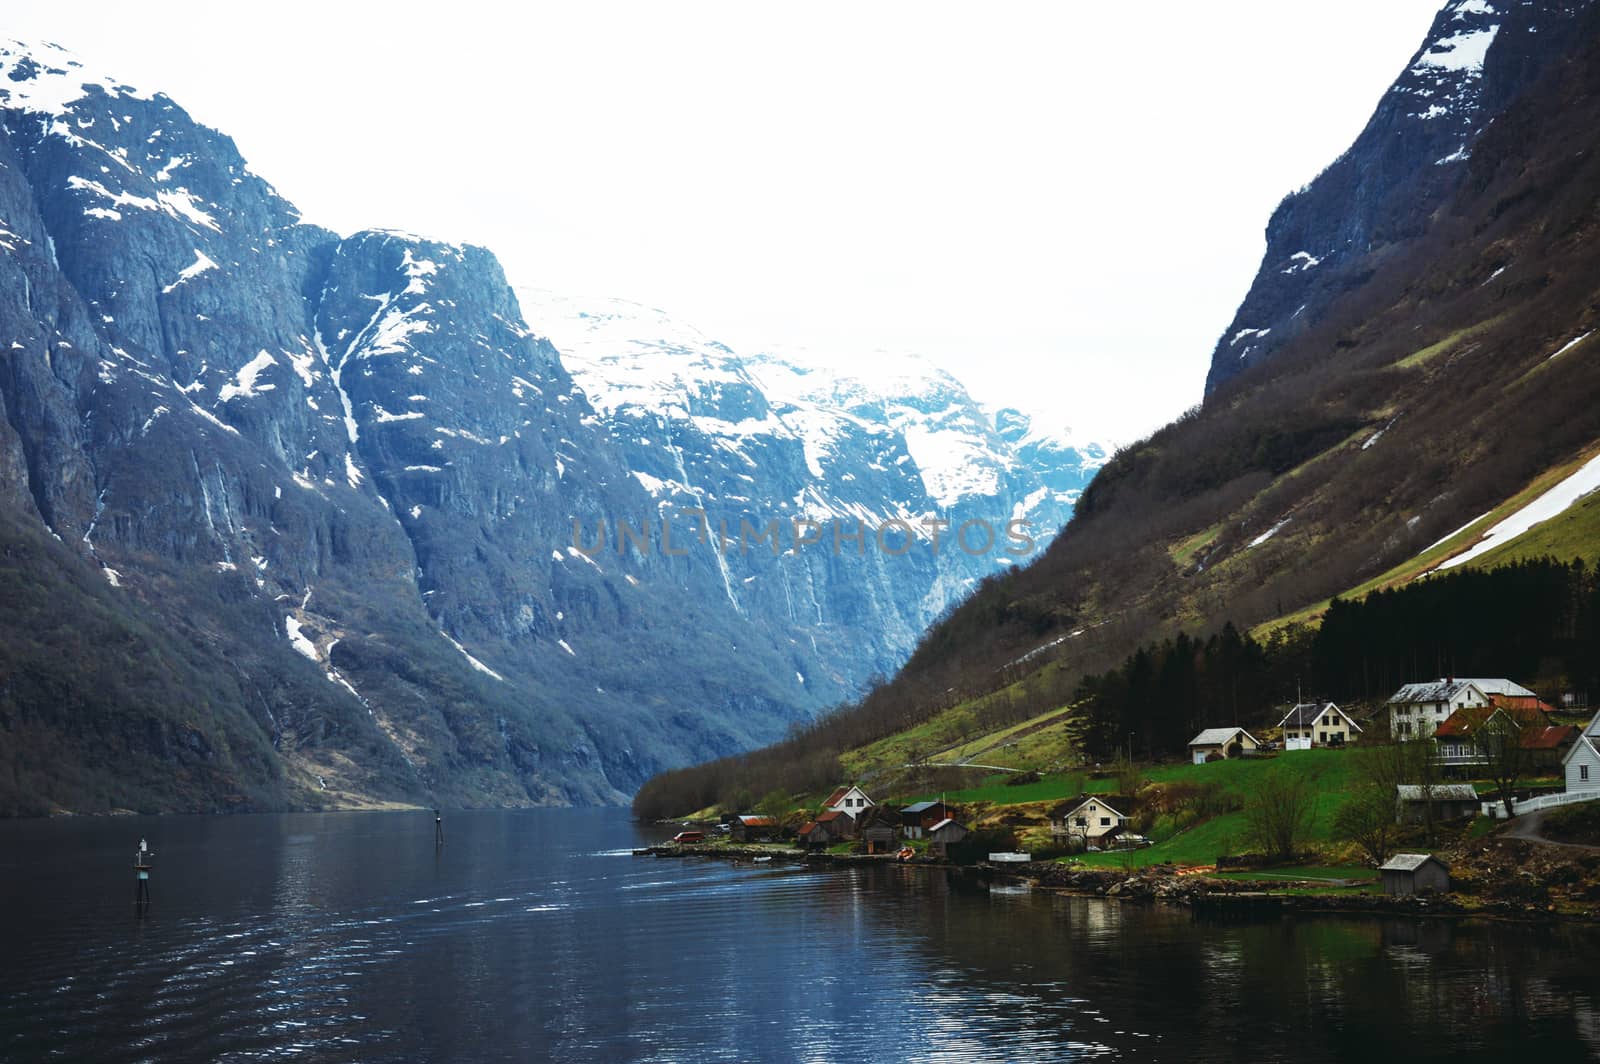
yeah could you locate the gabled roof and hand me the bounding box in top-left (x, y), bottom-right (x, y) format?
top-left (1387, 680), bottom-right (1482, 705)
top-left (1387, 678), bottom-right (1535, 705)
top-left (823, 784), bottom-right (871, 807)
top-left (816, 810), bottom-right (851, 824)
top-left (797, 821), bottom-right (820, 836)
top-left (1461, 678), bottom-right (1537, 698)
top-left (1278, 702), bottom-right (1362, 730)
top-left (1189, 727), bottom-right (1258, 747)
top-left (1397, 784), bottom-right (1478, 801)
top-left (737, 815), bottom-right (777, 827)
top-left (1524, 725), bottom-right (1578, 751)
top-left (927, 818), bottom-right (964, 834)
top-left (901, 801), bottom-right (942, 813)
top-left (1380, 852), bottom-right (1448, 873)
top-left (1051, 796), bottom-right (1127, 821)
top-left (1436, 704), bottom-right (1562, 743)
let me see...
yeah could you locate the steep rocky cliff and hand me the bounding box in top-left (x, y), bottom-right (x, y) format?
top-left (0, 42), bottom-right (1103, 813)
top-left (1206, 0), bottom-right (1593, 392)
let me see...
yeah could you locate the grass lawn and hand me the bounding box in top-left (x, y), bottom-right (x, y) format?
top-left (897, 771), bottom-right (1116, 808)
top-left (1074, 749), bottom-right (1362, 869)
top-left (1205, 865), bottom-right (1375, 883)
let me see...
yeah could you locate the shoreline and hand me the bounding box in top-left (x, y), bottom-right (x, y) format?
top-left (637, 844), bottom-right (1597, 925)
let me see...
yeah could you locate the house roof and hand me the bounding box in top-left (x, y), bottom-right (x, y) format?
top-left (823, 785), bottom-right (869, 807)
top-left (1189, 727), bottom-right (1258, 747)
top-left (901, 801), bottom-right (942, 813)
top-left (1462, 678), bottom-right (1537, 698)
top-left (928, 818), bottom-right (963, 834)
top-left (1051, 796), bottom-right (1127, 820)
top-left (1387, 678), bottom-right (1535, 704)
top-left (1523, 725), bottom-right (1579, 750)
top-left (797, 821), bottom-right (819, 835)
top-left (816, 810), bottom-right (851, 823)
top-left (1397, 784), bottom-right (1478, 801)
top-left (737, 815), bottom-right (778, 827)
top-left (1435, 704), bottom-right (1565, 745)
top-left (1380, 852), bottom-right (1448, 873)
top-left (1278, 702), bottom-right (1361, 730)
top-left (1387, 680), bottom-right (1481, 705)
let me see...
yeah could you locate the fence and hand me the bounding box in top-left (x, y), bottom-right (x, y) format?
top-left (1481, 789), bottom-right (1600, 819)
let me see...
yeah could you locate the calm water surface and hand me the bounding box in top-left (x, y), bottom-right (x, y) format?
top-left (2, 808), bottom-right (1598, 1062)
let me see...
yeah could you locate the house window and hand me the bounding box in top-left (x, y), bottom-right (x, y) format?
top-left (1075, 817), bottom-right (1086, 827)
top-left (1583, 766), bottom-right (1591, 782)
top-left (1100, 817), bottom-right (1111, 826)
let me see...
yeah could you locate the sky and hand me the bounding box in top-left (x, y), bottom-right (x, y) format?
top-left (7, 1), bottom-right (1445, 445)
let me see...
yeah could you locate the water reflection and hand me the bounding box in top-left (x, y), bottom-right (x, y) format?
top-left (1, 810), bottom-right (1597, 1062)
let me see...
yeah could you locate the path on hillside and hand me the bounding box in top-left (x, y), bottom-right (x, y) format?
top-left (1504, 809), bottom-right (1600, 852)
top-left (906, 761), bottom-right (1017, 773)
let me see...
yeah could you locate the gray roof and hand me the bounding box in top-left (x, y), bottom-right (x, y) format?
top-left (1396, 784), bottom-right (1478, 801)
top-left (1461, 678), bottom-right (1536, 697)
top-left (1388, 680), bottom-right (1478, 705)
top-left (1189, 727), bottom-right (1257, 747)
top-left (1387, 678), bottom-right (1535, 704)
top-left (901, 801), bottom-right (941, 813)
top-left (1278, 702), bottom-right (1360, 729)
top-left (1380, 852), bottom-right (1448, 872)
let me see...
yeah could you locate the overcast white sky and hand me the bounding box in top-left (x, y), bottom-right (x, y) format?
top-left (9, 2), bottom-right (1443, 445)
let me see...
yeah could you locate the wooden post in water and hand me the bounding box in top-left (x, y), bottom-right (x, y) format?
top-left (435, 809), bottom-right (444, 847)
top-left (133, 838), bottom-right (152, 914)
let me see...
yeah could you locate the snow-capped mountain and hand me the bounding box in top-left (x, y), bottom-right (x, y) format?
top-left (0, 40), bottom-right (1105, 814)
top-left (521, 290), bottom-right (1108, 675)
top-left (1206, 0), bottom-right (1593, 391)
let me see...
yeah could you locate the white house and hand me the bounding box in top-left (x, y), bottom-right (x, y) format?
top-left (1563, 710), bottom-right (1600, 794)
top-left (823, 785), bottom-right (874, 813)
top-left (1187, 727), bottom-right (1261, 764)
top-left (1278, 702), bottom-right (1362, 749)
top-left (1050, 796), bottom-right (1129, 844)
top-left (1386, 678), bottom-right (1535, 739)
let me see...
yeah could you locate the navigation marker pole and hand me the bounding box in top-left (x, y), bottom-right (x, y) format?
top-left (435, 809), bottom-right (444, 847)
top-left (133, 838), bottom-right (153, 915)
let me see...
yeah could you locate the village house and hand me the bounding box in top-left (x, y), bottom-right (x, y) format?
top-left (1386, 678), bottom-right (1536, 739)
top-left (1433, 698), bottom-right (1575, 772)
top-left (1278, 702), bottom-right (1361, 749)
top-left (1563, 709), bottom-right (1600, 794)
top-left (856, 805), bottom-right (901, 854)
top-left (1379, 853), bottom-right (1450, 897)
top-left (1187, 727), bottom-right (1261, 764)
top-left (1049, 796), bottom-right (1129, 847)
top-left (1395, 784), bottom-right (1479, 825)
top-left (823, 785), bottom-right (874, 814)
top-left (900, 801), bottom-right (953, 839)
top-left (729, 815), bottom-right (779, 843)
top-left (926, 818), bottom-right (969, 859)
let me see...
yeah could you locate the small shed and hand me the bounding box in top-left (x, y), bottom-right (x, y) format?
top-left (1380, 853), bottom-right (1450, 897)
top-left (857, 806), bottom-right (901, 853)
top-left (815, 809), bottom-right (855, 840)
top-left (926, 817), bottom-right (969, 858)
top-left (1395, 784), bottom-right (1479, 825)
top-left (1187, 727), bottom-right (1261, 764)
top-left (796, 821), bottom-right (830, 848)
top-left (729, 815), bottom-right (778, 843)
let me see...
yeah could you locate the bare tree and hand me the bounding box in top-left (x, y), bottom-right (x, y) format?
top-left (1244, 771), bottom-right (1317, 861)
top-left (1332, 783), bottom-right (1396, 867)
top-left (1479, 711), bottom-right (1530, 818)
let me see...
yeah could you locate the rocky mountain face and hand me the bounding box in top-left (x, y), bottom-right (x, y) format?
top-left (1206, 0), bottom-right (1594, 392)
top-left (659, 0), bottom-right (1600, 795)
top-left (0, 42), bottom-right (1104, 814)
top-left (521, 291), bottom-right (1107, 684)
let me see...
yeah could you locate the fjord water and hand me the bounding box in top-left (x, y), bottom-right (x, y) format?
top-left (2, 810), bottom-right (1597, 1062)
